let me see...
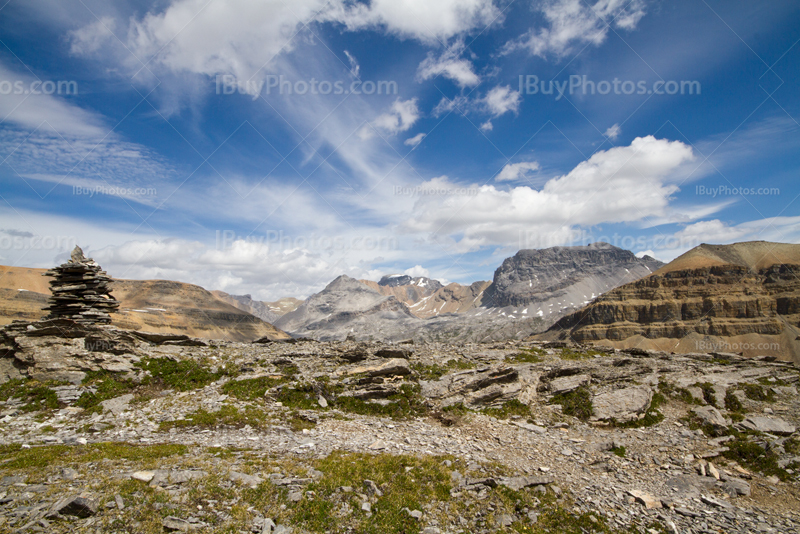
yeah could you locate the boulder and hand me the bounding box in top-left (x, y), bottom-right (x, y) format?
top-left (741, 416), bottom-right (796, 435)
top-left (592, 386), bottom-right (653, 423)
top-left (548, 374), bottom-right (590, 394)
top-left (51, 493), bottom-right (98, 518)
top-left (692, 406), bottom-right (728, 430)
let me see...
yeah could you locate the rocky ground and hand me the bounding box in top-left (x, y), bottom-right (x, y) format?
top-left (1, 322), bottom-right (799, 533)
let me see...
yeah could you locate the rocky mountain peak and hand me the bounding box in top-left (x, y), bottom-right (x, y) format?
top-left (483, 242), bottom-right (664, 309)
top-left (378, 274), bottom-right (444, 292)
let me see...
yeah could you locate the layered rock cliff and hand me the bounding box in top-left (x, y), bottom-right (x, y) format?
top-left (548, 242), bottom-right (800, 362)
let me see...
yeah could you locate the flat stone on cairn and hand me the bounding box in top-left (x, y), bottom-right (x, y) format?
top-left (43, 246), bottom-right (120, 325)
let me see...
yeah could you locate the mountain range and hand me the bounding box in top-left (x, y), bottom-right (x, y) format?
top-left (2, 240), bottom-right (798, 361)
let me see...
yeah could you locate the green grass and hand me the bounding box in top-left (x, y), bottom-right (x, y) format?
top-left (411, 359), bottom-right (476, 381)
top-left (658, 381), bottom-right (698, 405)
top-left (481, 399), bottom-right (531, 420)
top-left (222, 375), bottom-right (290, 401)
top-left (141, 357), bottom-right (233, 391)
top-left (0, 378), bottom-right (61, 412)
top-left (550, 386), bottom-right (593, 421)
top-left (334, 384), bottom-right (429, 420)
top-left (741, 383), bottom-right (776, 403)
top-left (722, 432), bottom-right (794, 482)
top-left (0, 442), bottom-right (187, 470)
top-left (159, 405), bottom-right (269, 431)
top-left (247, 451), bottom-right (452, 534)
top-left (505, 347), bottom-right (546, 364)
top-left (76, 370), bottom-right (138, 413)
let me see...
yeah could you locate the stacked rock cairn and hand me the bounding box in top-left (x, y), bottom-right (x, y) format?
top-left (43, 245), bottom-right (120, 324)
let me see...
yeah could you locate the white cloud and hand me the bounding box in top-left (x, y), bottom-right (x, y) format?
top-left (635, 249), bottom-right (662, 262)
top-left (324, 0), bottom-right (501, 43)
top-left (0, 62), bottom-right (107, 138)
top-left (604, 123), bottom-right (621, 140)
top-left (403, 136), bottom-right (700, 251)
top-left (70, 0), bottom-right (500, 83)
top-left (416, 40), bottom-right (480, 87)
top-left (404, 264), bottom-right (430, 278)
top-left (505, 0), bottom-right (647, 58)
top-left (496, 161), bottom-right (541, 182)
top-left (360, 98), bottom-right (420, 139)
top-left (483, 85), bottom-right (521, 117)
top-left (404, 132), bottom-right (426, 147)
top-left (343, 50), bottom-right (360, 78)
top-left (480, 120), bottom-right (493, 131)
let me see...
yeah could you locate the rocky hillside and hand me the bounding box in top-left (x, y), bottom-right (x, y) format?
top-left (274, 275), bottom-right (418, 340)
top-left (547, 241), bottom-right (800, 363)
top-left (0, 265), bottom-right (289, 343)
top-left (1, 319), bottom-right (799, 533)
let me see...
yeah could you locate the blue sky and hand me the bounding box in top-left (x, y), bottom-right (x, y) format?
top-left (0, 0), bottom-right (799, 300)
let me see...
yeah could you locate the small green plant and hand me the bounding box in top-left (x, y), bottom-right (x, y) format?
top-left (550, 386), bottom-right (593, 421)
top-left (692, 382), bottom-right (718, 407)
top-left (724, 388), bottom-right (744, 413)
top-left (613, 393), bottom-right (666, 428)
top-left (658, 381), bottom-right (697, 404)
top-left (742, 383), bottom-right (776, 403)
top-left (611, 445), bottom-right (626, 457)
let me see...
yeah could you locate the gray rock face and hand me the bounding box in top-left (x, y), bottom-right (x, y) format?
top-left (275, 275), bottom-right (417, 340)
top-left (482, 243), bottom-right (663, 309)
top-left (592, 386), bottom-right (653, 423)
top-left (548, 374), bottom-right (590, 394)
top-left (692, 406), bottom-right (728, 430)
top-left (51, 493), bottom-right (98, 518)
top-left (741, 416), bottom-right (796, 435)
top-left (379, 275), bottom-right (443, 292)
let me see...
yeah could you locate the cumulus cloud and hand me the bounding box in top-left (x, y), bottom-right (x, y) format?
top-left (404, 132), bottom-right (426, 147)
top-left (70, 0), bottom-right (501, 82)
top-left (416, 40), bottom-right (480, 87)
top-left (403, 136), bottom-right (699, 251)
top-left (496, 161), bottom-right (541, 182)
top-left (404, 264), bottom-right (430, 278)
top-left (505, 0), bottom-right (647, 58)
top-left (480, 120), bottom-right (493, 131)
top-left (604, 123), bottom-right (621, 140)
top-left (484, 85), bottom-right (521, 117)
top-left (360, 98), bottom-right (420, 139)
top-left (323, 0), bottom-right (502, 43)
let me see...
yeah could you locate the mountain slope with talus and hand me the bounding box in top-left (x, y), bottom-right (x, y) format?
top-left (545, 241), bottom-right (800, 363)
